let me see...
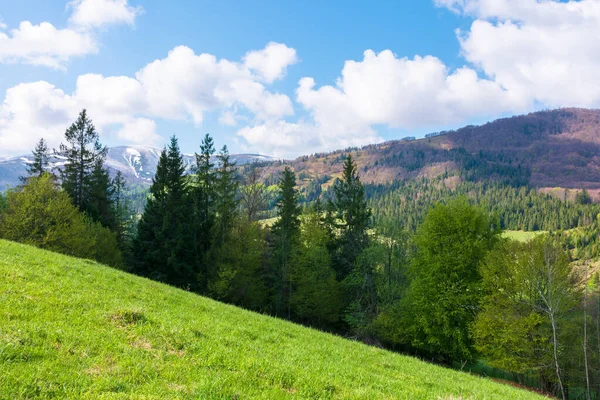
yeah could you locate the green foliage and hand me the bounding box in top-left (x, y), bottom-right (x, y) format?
top-left (404, 198), bottom-right (500, 363)
top-left (367, 178), bottom-right (600, 232)
top-left (134, 137), bottom-right (196, 288)
top-left (0, 174), bottom-right (122, 267)
top-left (209, 218), bottom-right (268, 311)
top-left (21, 137), bottom-right (51, 182)
top-left (475, 236), bottom-right (582, 394)
top-left (332, 155), bottom-right (372, 280)
top-left (575, 189), bottom-right (592, 205)
top-left (0, 240), bottom-right (544, 399)
top-left (271, 166), bottom-right (302, 317)
top-left (290, 211), bottom-right (343, 328)
top-left (213, 145), bottom-right (239, 248)
top-left (58, 109), bottom-right (109, 213)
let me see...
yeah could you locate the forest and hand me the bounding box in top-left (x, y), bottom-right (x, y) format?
top-left (1, 110), bottom-right (600, 399)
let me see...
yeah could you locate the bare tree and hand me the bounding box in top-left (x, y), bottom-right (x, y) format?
top-left (240, 163), bottom-right (268, 221)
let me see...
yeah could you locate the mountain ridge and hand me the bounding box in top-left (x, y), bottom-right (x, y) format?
top-left (0, 145), bottom-right (278, 188)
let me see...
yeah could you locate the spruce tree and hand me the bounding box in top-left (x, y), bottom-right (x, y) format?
top-left (134, 136), bottom-right (196, 288)
top-left (86, 158), bottom-right (116, 229)
top-left (111, 171), bottom-right (132, 252)
top-left (193, 133), bottom-right (217, 288)
top-left (58, 109), bottom-right (108, 212)
top-left (21, 138), bottom-right (51, 182)
top-left (332, 154), bottom-right (372, 279)
top-left (213, 145), bottom-right (239, 247)
top-left (271, 166), bottom-right (301, 318)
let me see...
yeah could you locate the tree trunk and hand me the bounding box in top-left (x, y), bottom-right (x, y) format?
top-left (584, 262), bottom-right (591, 400)
top-left (549, 312), bottom-right (565, 400)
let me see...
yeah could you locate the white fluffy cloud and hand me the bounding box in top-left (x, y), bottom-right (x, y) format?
top-left (136, 45), bottom-right (294, 125)
top-left (68, 0), bottom-right (143, 29)
top-left (0, 21), bottom-right (97, 69)
top-left (238, 49), bottom-right (524, 158)
top-left (243, 42), bottom-right (299, 83)
top-left (242, 0), bottom-right (600, 158)
top-left (0, 79), bottom-right (161, 154)
top-left (439, 0), bottom-right (600, 107)
top-left (0, 43), bottom-right (295, 156)
top-left (0, 0), bottom-right (141, 69)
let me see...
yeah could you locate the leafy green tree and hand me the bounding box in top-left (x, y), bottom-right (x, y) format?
top-left (58, 109), bottom-right (108, 212)
top-left (271, 166), bottom-right (301, 318)
top-left (405, 198), bottom-right (500, 363)
top-left (474, 236), bottom-right (580, 398)
top-left (0, 173), bottom-right (122, 267)
top-left (291, 210), bottom-right (343, 329)
top-left (209, 217), bottom-right (268, 310)
top-left (134, 137), bottom-right (196, 288)
top-left (21, 138), bottom-right (51, 182)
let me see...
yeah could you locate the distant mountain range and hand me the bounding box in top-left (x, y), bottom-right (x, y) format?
top-left (0, 146), bottom-right (277, 189)
top-left (253, 108), bottom-right (600, 200)
top-left (4, 108), bottom-right (600, 195)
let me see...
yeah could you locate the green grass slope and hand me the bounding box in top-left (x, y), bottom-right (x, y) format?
top-left (0, 240), bottom-right (545, 400)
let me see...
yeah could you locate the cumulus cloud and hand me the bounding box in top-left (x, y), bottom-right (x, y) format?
top-left (0, 0), bottom-right (141, 69)
top-left (136, 46), bottom-right (293, 125)
top-left (0, 43), bottom-right (295, 156)
top-left (243, 42), bottom-right (299, 83)
top-left (0, 79), bottom-right (161, 154)
top-left (439, 0), bottom-right (600, 108)
top-left (239, 49), bottom-right (524, 158)
top-left (68, 0), bottom-right (143, 29)
top-left (0, 21), bottom-right (97, 69)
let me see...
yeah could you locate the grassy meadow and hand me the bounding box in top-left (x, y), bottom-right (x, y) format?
top-left (0, 239), bottom-right (546, 399)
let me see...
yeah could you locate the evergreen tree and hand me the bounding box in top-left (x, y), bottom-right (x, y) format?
top-left (332, 155), bottom-right (372, 279)
top-left (58, 109), bottom-right (108, 212)
top-left (21, 138), bottom-right (51, 182)
top-left (112, 171), bottom-right (133, 254)
top-left (213, 145), bottom-right (239, 248)
top-left (134, 136), bottom-right (196, 288)
top-left (271, 166), bottom-right (301, 318)
top-left (86, 158), bottom-right (116, 229)
top-left (193, 133), bottom-right (217, 288)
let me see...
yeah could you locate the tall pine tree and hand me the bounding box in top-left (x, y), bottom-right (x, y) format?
top-left (193, 133), bottom-right (217, 289)
top-left (271, 166), bottom-right (301, 318)
top-left (134, 136), bottom-right (196, 289)
top-left (58, 109), bottom-right (108, 212)
top-left (332, 154), bottom-right (372, 279)
top-left (213, 145), bottom-right (239, 247)
top-left (21, 138), bottom-right (51, 182)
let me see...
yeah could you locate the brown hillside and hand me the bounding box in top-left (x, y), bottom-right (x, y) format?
top-left (258, 108), bottom-right (600, 191)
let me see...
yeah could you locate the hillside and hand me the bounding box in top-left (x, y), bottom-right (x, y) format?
top-left (0, 239), bottom-right (544, 399)
top-left (257, 108), bottom-right (600, 198)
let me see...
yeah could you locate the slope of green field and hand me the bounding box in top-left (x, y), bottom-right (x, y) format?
top-left (0, 240), bottom-right (545, 399)
top-left (502, 230), bottom-right (545, 242)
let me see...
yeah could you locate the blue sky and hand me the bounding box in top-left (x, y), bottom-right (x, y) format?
top-left (0, 0), bottom-right (596, 158)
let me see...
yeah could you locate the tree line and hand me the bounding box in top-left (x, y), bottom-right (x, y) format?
top-left (1, 110), bottom-right (600, 399)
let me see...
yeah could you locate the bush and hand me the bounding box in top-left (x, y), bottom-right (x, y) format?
top-left (0, 174), bottom-right (123, 267)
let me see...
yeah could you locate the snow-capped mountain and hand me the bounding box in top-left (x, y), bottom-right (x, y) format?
top-left (0, 145), bottom-right (278, 189)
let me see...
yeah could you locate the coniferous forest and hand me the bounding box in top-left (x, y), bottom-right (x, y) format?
top-left (2, 110), bottom-right (600, 399)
